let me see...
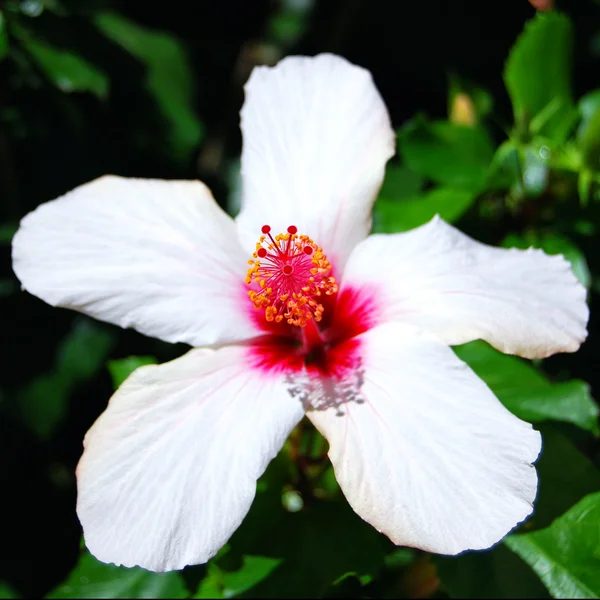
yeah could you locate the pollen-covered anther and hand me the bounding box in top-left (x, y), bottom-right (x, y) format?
top-left (246, 225), bottom-right (338, 327)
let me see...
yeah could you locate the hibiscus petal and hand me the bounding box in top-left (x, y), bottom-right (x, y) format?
top-left (77, 346), bottom-right (304, 571)
top-left (307, 322), bottom-right (541, 555)
top-left (237, 53), bottom-right (395, 270)
top-left (12, 176), bottom-right (259, 347)
top-left (340, 216), bottom-right (588, 359)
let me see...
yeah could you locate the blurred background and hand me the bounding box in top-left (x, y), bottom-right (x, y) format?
top-left (1, 0), bottom-right (600, 597)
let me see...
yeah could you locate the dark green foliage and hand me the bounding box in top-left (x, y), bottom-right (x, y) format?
top-left (2, 3), bottom-right (600, 599)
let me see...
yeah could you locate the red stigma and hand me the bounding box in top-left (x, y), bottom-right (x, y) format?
top-left (257, 248), bottom-right (267, 258)
top-left (287, 225), bottom-right (298, 234)
top-left (261, 225), bottom-right (271, 234)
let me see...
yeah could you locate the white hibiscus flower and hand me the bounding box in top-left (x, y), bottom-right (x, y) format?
top-left (11, 54), bottom-right (588, 572)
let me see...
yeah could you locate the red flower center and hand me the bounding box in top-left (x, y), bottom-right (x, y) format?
top-left (245, 226), bottom-right (378, 385)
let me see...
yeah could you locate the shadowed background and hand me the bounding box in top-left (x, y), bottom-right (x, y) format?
top-left (1, 0), bottom-right (600, 598)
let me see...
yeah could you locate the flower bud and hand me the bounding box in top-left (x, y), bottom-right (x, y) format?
top-left (450, 92), bottom-right (477, 126)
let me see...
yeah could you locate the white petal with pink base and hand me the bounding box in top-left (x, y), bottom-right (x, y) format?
top-left (77, 346), bottom-right (304, 572)
top-left (12, 176), bottom-right (259, 347)
top-left (308, 322), bottom-right (541, 555)
top-left (341, 216), bottom-right (588, 358)
top-left (237, 53), bottom-right (395, 269)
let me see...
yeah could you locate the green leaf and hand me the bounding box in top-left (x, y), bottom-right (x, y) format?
top-left (46, 549), bottom-right (187, 599)
top-left (436, 543), bottom-right (549, 599)
top-left (577, 89), bottom-right (600, 170)
top-left (521, 145), bottom-right (550, 197)
top-left (505, 492), bottom-right (600, 598)
top-left (321, 572), bottom-right (372, 598)
top-left (107, 356), bottom-right (158, 389)
top-left (579, 107), bottom-right (600, 172)
top-left (438, 426), bottom-right (600, 598)
top-left (14, 25), bottom-right (108, 98)
top-left (375, 186), bottom-right (476, 233)
top-left (383, 548), bottom-right (418, 570)
top-left (217, 556), bottom-right (281, 598)
top-left (529, 97), bottom-right (578, 141)
top-left (502, 231), bottom-right (591, 289)
top-left (453, 342), bottom-right (599, 435)
top-left (398, 117), bottom-right (494, 191)
top-left (0, 223), bottom-right (17, 244)
top-left (198, 453), bottom-right (385, 598)
top-left (577, 90), bottom-right (600, 173)
top-left (94, 11), bottom-right (203, 160)
top-left (0, 581), bottom-right (20, 599)
top-left (572, 219), bottom-right (596, 237)
top-left (374, 159), bottom-right (479, 233)
top-left (195, 555), bottom-right (282, 598)
top-left (491, 141), bottom-right (553, 199)
top-left (194, 565), bottom-right (224, 599)
top-left (578, 90), bottom-right (600, 126)
top-left (0, 12), bottom-right (9, 61)
top-left (238, 499), bottom-right (384, 596)
top-left (267, 7), bottom-right (309, 46)
top-left (486, 139), bottom-right (520, 191)
top-left (489, 141), bottom-right (546, 198)
top-left (0, 278), bottom-right (17, 298)
top-left (533, 426), bottom-right (600, 529)
top-left (378, 165), bottom-right (424, 200)
top-left (18, 319), bottom-right (115, 439)
top-left (578, 169), bottom-right (593, 206)
top-left (504, 12), bottom-right (574, 138)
